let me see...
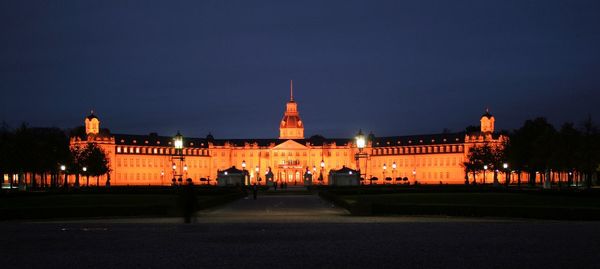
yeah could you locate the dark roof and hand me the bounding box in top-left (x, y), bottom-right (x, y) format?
top-left (371, 132), bottom-right (466, 147)
top-left (113, 133), bottom-right (209, 148)
top-left (86, 113), bottom-right (98, 120)
top-left (209, 137), bottom-right (353, 147)
top-left (281, 115), bottom-right (302, 128)
top-left (220, 166), bottom-right (245, 174)
top-left (112, 134), bottom-right (352, 148)
top-left (331, 166), bottom-right (359, 174)
top-left (112, 132), bottom-right (486, 148)
top-left (482, 109), bottom-right (493, 118)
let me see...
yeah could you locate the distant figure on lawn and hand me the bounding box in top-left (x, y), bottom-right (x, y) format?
top-left (179, 180), bottom-right (198, 223)
top-left (252, 183), bottom-right (258, 200)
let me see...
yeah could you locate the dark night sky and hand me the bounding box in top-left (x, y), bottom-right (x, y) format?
top-left (1, 1), bottom-right (599, 139)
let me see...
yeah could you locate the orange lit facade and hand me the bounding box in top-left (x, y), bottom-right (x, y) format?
top-left (71, 84), bottom-right (505, 186)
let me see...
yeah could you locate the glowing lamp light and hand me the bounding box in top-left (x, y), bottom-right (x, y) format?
top-left (320, 160), bottom-right (325, 168)
top-left (82, 167), bottom-right (87, 172)
top-left (483, 165), bottom-right (488, 170)
top-left (161, 170), bottom-right (164, 176)
top-left (503, 163), bottom-right (508, 169)
top-left (183, 164), bottom-right (188, 171)
top-left (255, 166), bottom-right (259, 173)
top-left (313, 166), bottom-right (316, 172)
top-left (355, 129), bottom-right (366, 149)
top-left (349, 171), bottom-right (353, 175)
top-left (60, 165), bottom-right (66, 171)
top-left (412, 170), bottom-right (416, 175)
top-left (383, 163), bottom-right (387, 171)
top-left (242, 160), bottom-right (246, 169)
top-left (224, 171), bottom-right (228, 175)
top-left (392, 162), bottom-right (397, 170)
top-left (173, 131), bottom-right (184, 150)
top-left (172, 164), bottom-right (176, 170)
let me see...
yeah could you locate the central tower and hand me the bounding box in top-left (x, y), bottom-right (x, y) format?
top-left (279, 80), bottom-right (304, 139)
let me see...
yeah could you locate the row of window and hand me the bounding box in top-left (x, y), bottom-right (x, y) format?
top-left (116, 146), bottom-right (208, 156)
top-left (372, 156), bottom-right (463, 169)
top-left (115, 173), bottom-right (206, 181)
top-left (375, 171), bottom-right (453, 180)
top-left (373, 145), bottom-right (464, 156)
top-left (116, 157), bottom-right (210, 169)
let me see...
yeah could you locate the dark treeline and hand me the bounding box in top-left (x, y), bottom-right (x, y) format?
top-left (466, 116), bottom-right (600, 188)
top-left (505, 116), bottom-right (600, 188)
top-left (0, 123), bottom-right (109, 190)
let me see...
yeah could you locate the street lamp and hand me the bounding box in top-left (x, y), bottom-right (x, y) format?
top-left (174, 131), bottom-right (183, 152)
top-left (412, 169), bottom-right (416, 182)
top-left (483, 164), bottom-right (488, 184)
top-left (82, 166), bottom-right (89, 187)
top-left (319, 160), bottom-right (325, 185)
top-left (503, 163), bottom-right (509, 186)
top-left (255, 166), bottom-right (260, 185)
top-left (392, 162), bottom-right (397, 184)
top-left (354, 129), bottom-right (368, 181)
top-left (60, 165), bottom-right (67, 188)
top-left (242, 160), bottom-right (247, 185)
top-left (355, 129), bottom-right (366, 152)
top-left (172, 131), bottom-right (185, 185)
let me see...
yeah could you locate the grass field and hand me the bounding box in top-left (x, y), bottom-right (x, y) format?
top-left (0, 189), bottom-right (243, 220)
top-left (323, 191), bottom-right (600, 220)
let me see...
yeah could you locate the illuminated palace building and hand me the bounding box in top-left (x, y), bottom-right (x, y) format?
top-left (72, 83), bottom-right (505, 186)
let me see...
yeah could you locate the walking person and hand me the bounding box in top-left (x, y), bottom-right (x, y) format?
top-left (179, 180), bottom-right (198, 223)
top-left (252, 183), bottom-right (258, 200)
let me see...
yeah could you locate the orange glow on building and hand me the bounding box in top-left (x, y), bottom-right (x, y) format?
top-left (70, 84), bottom-right (505, 186)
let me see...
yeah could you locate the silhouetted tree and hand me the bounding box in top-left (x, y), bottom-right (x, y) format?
top-left (553, 123), bottom-right (580, 187)
top-left (505, 118), bottom-right (555, 186)
top-left (0, 123), bottom-right (70, 190)
top-left (80, 143), bottom-right (110, 186)
top-left (577, 115), bottom-right (600, 188)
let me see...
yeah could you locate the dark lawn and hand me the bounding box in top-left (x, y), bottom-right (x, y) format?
top-left (0, 190), bottom-right (243, 220)
top-left (342, 192), bottom-right (600, 209)
top-left (325, 191), bottom-right (600, 219)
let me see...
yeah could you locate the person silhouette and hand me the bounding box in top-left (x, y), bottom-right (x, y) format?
top-left (180, 181), bottom-right (197, 223)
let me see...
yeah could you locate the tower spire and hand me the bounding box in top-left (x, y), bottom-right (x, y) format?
top-left (290, 80), bottom-right (294, 101)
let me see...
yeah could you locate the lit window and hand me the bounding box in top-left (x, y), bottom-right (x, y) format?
top-left (117, 147), bottom-right (121, 153)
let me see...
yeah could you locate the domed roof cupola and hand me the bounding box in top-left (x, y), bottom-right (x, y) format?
top-left (279, 80), bottom-right (305, 139)
top-left (480, 108), bottom-right (495, 133)
top-left (85, 110), bottom-right (100, 135)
